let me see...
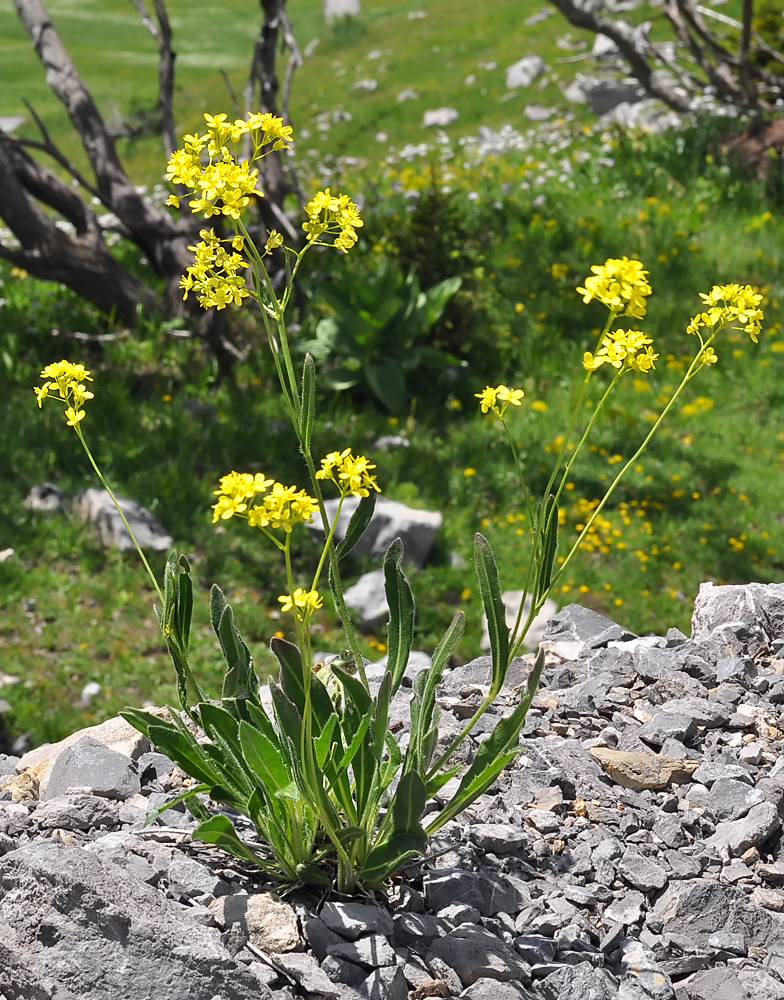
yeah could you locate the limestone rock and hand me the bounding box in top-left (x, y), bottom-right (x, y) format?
top-left (310, 496), bottom-right (442, 568)
top-left (504, 55), bottom-right (545, 89)
top-left (324, 0), bottom-right (360, 19)
top-left (423, 108), bottom-right (459, 128)
top-left (0, 841), bottom-right (261, 999)
top-left (589, 747), bottom-right (698, 790)
top-left (44, 736), bottom-right (141, 801)
top-left (74, 487), bottom-right (173, 552)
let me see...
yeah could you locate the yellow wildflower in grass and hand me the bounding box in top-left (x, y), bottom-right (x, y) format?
top-left (576, 257), bottom-right (652, 320)
top-left (278, 588), bottom-right (323, 615)
top-left (34, 360), bottom-right (95, 425)
top-left (264, 230), bottom-right (284, 254)
top-left (252, 483), bottom-right (320, 532)
top-left (316, 449), bottom-right (380, 497)
top-left (303, 188), bottom-right (364, 252)
top-left (687, 284), bottom-right (764, 343)
top-left (181, 229), bottom-right (250, 310)
top-left (583, 329), bottom-right (658, 374)
top-left (475, 384), bottom-right (524, 418)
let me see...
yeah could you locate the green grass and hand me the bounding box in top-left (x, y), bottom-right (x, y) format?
top-left (0, 0), bottom-right (747, 184)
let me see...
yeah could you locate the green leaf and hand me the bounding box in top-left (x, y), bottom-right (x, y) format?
top-left (384, 538), bottom-right (415, 697)
top-left (210, 583), bottom-right (227, 639)
top-left (418, 611), bottom-right (464, 740)
top-left (192, 814), bottom-right (275, 869)
top-left (300, 354), bottom-right (316, 451)
top-left (332, 664), bottom-right (372, 716)
top-left (360, 832), bottom-right (427, 886)
top-left (175, 554), bottom-right (193, 654)
top-left (535, 495), bottom-right (559, 603)
top-left (380, 730), bottom-right (402, 791)
top-left (425, 764), bottom-right (461, 797)
top-left (271, 637), bottom-right (334, 732)
top-left (365, 361), bottom-right (406, 413)
top-left (141, 721), bottom-right (222, 789)
top-left (314, 713), bottom-right (339, 769)
top-left (422, 276), bottom-right (462, 328)
top-left (474, 533), bottom-right (510, 697)
top-left (335, 825), bottom-right (366, 848)
top-left (335, 711), bottom-right (373, 773)
top-left (218, 603), bottom-right (258, 706)
top-left (239, 720), bottom-right (291, 792)
top-left (143, 784), bottom-right (210, 827)
top-left (335, 491), bottom-right (377, 561)
top-left (391, 769), bottom-right (427, 835)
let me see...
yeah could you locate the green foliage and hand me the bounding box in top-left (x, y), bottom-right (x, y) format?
top-left (122, 545), bottom-right (534, 892)
top-left (301, 260), bottom-right (461, 411)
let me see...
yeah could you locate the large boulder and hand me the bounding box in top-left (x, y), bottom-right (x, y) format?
top-left (0, 841), bottom-right (262, 1000)
top-left (504, 55), bottom-right (544, 89)
top-left (310, 496), bottom-right (442, 568)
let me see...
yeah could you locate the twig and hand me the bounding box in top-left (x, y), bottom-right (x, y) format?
top-left (128, 0), bottom-right (177, 157)
top-left (220, 69), bottom-right (241, 116)
top-left (18, 99), bottom-right (103, 201)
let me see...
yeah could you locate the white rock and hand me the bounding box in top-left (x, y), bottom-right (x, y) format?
top-left (80, 682), bottom-right (101, 707)
top-left (0, 116), bottom-right (25, 132)
top-left (524, 8), bottom-right (554, 25)
top-left (480, 591), bottom-right (558, 653)
top-left (592, 33), bottom-right (619, 57)
top-left (24, 482), bottom-right (65, 511)
top-left (344, 569), bottom-right (388, 628)
top-left (523, 104), bottom-right (555, 121)
top-left (505, 55), bottom-right (545, 89)
top-left (397, 88), bottom-right (419, 102)
top-left (351, 79), bottom-right (377, 91)
top-left (423, 107), bottom-right (459, 127)
top-left (0, 548), bottom-right (13, 563)
top-left (324, 0), bottom-right (360, 20)
top-left (73, 488), bottom-right (173, 552)
top-left (310, 496), bottom-right (442, 568)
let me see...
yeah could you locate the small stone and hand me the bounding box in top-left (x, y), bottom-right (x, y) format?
top-left (707, 801), bottom-right (781, 856)
top-left (361, 965), bottom-right (407, 1000)
top-left (652, 813), bottom-right (687, 848)
top-left (536, 785), bottom-right (564, 811)
top-left (320, 901), bottom-right (394, 940)
top-left (271, 951), bottom-right (338, 997)
top-left (684, 967), bottom-right (748, 1000)
top-left (424, 870), bottom-right (529, 916)
top-left (437, 903), bottom-right (480, 927)
top-left (470, 823), bottom-right (527, 853)
top-left (423, 108), bottom-right (459, 128)
top-left (45, 737), bottom-right (141, 801)
top-left (514, 934), bottom-right (557, 963)
top-left (637, 713), bottom-right (698, 748)
top-left (427, 924), bottom-right (532, 986)
top-left (527, 809), bottom-right (560, 834)
top-left (739, 743), bottom-right (764, 765)
top-left (461, 980), bottom-right (536, 1000)
top-left (589, 748), bottom-right (698, 791)
top-left (621, 946), bottom-right (675, 1000)
top-left (34, 793), bottom-right (117, 831)
top-left (603, 891), bottom-right (645, 925)
top-left (321, 955), bottom-right (366, 987)
top-left (537, 961), bottom-right (618, 1000)
top-left (753, 886), bottom-right (784, 911)
top-left (692, 761), bottom-right (753, 786)
top-left (167, 853), bottom-right (230, 898)
top-left (505, 55), bottom-right (545, 89)
top-left (245, 894), bottom-right (300, 952)
top-left (708, 777), bottom-right (765, 821)
top-left (758, 860), bottom-right (784, 885)
top-left (738, 969), bottom-right (784, 999)
top-left (618, 849), bottom-right (668, 892)
top-left (327, 934), bottom-right (396, 968)
top-left (707, 930), bottom-right (746, 954)
top-left (74, 487), bottom-right (173, 551)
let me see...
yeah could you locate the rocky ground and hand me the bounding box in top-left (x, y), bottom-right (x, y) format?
top-left (3, 580), bottom-right (784, 1000)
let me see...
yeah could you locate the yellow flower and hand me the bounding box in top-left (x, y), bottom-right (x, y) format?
top-left (688, 284), bottom-right (764, 343)
top-left (212, 495), bottom-right (248, 522)
top-left (475, 384), bottom-right (525, 418)
top-left (699, 346), bottom-right (718, 365)
top-left (582, 329), bottom-right (657, 374)
top-left (278, 588), bottom-right (323, 615)
top-left (303, 188), bottom-right (363, 253)
top-left (64, 406), bottom-right (85, 426)
top-left (577, 257), bottom-right (652, 320)
top-left (165, 194), bottom-right (180, 208)
top-left (316, 448), bottom-right (380, 497)
top-left (264, 230), bottom-right (284, 254)
top-left (181, 228), bottom-right (250, 310)
top-left (34, 360), bottom-right (94, 425)
top-left (550, 263), bottom-right (569, 279)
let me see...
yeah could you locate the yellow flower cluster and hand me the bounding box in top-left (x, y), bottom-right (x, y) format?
top-left (577, 257), bottom-right (652, 320)
top-left (687, 284), bottom-right (764, 343)
top-left (278, 588), bottom-right (323, 615)
top-left (316, 449), bottom-right (380, 497)
top-left (34, 360), bottom-right (94, 426)
top-left (165, 112), bottom-right (292, 219)
top-left (475, 384), bottom-right (525, 418)
top-left (583, 329), bottom-right (658, 374)
top-left (303, 188), bottom-right (364, 252)
top-left (180, 229), bottom-right (249, 310)
top-left (212, 472), bottom-right (318, 533)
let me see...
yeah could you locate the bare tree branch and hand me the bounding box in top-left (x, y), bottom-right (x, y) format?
top-left (128, 0), bottom-right (177, 157)
top-left (15, 98), bottom-right (103, 202)
top-left (219, 69), bottom-right (241, 116)
top-left (279, 7), bottom-right (303, 123)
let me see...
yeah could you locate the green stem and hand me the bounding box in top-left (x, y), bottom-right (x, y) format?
top-left (550, 339), bottom-right (712, 590)
top-left (74, 427), bottom-right (164, 608)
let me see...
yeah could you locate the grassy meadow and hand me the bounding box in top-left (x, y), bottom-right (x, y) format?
top-left (0, 0), bottom-right (782, 748)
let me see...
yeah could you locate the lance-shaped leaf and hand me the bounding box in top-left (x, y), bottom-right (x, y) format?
top-left (192, 814), bottom-right (279, 873)
top-left (143, 783), bottom-right (210, 827)
top-left (239, 720), bottom-right (292, 793)
top-left (360, 832), bottom-right (427, 887)
top-left (218, 602), bottom-right (259, 707)
top-left (535, 495), bottom-right (559, 604)
top-left (336, 491), bottom-right (377, 561)
top-left (271, 637), bottom-right (334, 732)
top-left (384, 538), bottom-right (415, 696)
top-left (300, 353), bottom-right (316, 452)
top-left (417, 611), bottom-right (464, 745)
top-left (474, 533), bottom-right (509, 697)
top-left (428, 647), bottom-right (545, 833)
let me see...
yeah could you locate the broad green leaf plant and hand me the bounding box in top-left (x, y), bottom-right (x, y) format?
top-left (33, 111), bottom-right (765, 893)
